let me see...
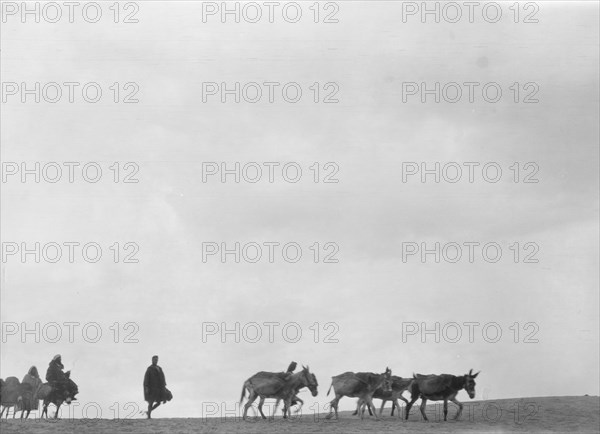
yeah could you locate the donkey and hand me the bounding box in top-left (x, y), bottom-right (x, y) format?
top-left (0, 377), bottom-right (33, 419)
top-left (325, 367), bottom-right (392, 420)
top-left (405, 369), bottom-right (480, 421)
top-left (354, 375), bottom-right (412, 417)
top-left (38, 372), bottom-right (79, 419)
top-left (240, 365), bottom-right (318, 420)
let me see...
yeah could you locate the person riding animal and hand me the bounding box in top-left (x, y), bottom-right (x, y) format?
top-left (45, 355), bottom-right (68, 394)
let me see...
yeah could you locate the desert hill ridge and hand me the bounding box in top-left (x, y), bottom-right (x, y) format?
top-left (0, 395), bottom-right (598, 433)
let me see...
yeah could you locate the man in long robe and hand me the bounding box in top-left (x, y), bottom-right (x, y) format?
top-left (45, 355), bottom-right (67, 394)
top-left (143, 355), bottom-right (167, 418)
top-left (21, 366), bottom-right (43, 411)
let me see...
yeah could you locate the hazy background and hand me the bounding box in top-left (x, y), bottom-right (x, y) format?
top-left (1, 1), bottom-right (598, 418)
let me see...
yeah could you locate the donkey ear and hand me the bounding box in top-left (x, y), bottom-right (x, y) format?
top-left (472, 371), bottom-right (480, 378)
top-left (468, 369), bottom-right (473, 376)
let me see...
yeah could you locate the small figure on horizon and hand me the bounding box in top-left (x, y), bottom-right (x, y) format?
top-left (143, 355), bottom-right (169, 419)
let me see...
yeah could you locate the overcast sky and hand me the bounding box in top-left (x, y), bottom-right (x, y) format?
top-left (1, 1), bottom-right (598, 419)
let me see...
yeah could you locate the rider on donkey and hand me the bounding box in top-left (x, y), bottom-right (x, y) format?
top-left (45, 355), bottom-right (67, 393)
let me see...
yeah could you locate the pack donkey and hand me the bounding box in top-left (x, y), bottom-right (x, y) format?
top-left (354, 375), bottom-right (412, 417)
top-left (38, 372), bottom-right (79, 419)
top-left (240, 365), bottom-right (318, 420)
top-left (0, 377), bottom-right (34, 419)
top-left (405, 369), bottom-right (480, 421)
top-left (325, 368), bottom-right (392, 420)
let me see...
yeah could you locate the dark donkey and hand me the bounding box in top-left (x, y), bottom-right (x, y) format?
top-left (0, 377), bottom-right (34, 419)
top-left (354, 375), bottom-right (412, 417)
top-left (405, 369), bottom-right (480, 421)
top-left (240, 365), bottom-right (318, 420)
top-left (37, 371), bottom-right (79, 419)
top-left (325, 368), bottom-right (392, 420)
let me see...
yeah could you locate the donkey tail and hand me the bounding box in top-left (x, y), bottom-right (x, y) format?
top-left (327, 382), bottom-right (333, 396)
top-left (240, 384), bottom-right (246, 404)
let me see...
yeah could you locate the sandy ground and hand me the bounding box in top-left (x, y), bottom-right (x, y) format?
top-left (1, 396), bottom-right (598, 433)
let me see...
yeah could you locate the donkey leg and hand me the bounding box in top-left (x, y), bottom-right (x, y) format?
top-left (243, 392), bottom-right (258, 420)
top-left (443, 399), bottom-right (448, 421)
top-left (257, 396), bottom-right (267, 420)
top-left (405, 395), bottom-right (418, 420)
top-left (363, 399), bottom-right (370, 417)
top-left (392, 399), bottom-right (402, 418)
top-left (380, 399), bottom-right (386, 416)
top-left (358, 398), bottom-right (367, 417)
top-left (367, 397), bottom-right (378, 419)
top-left (326, 396), bottom-right (340, 419)
top-left (352, 399), bottom-right (360, 416)
top-left (419, 398), bottom-right (428, 421)
top-left (281, 400), bottom-right (287, 419)
top-left (334, 395), bottom-right (341, 419)
top-left (451, 398), bottom-right (463, 420)
top-left (283, 398), bottom-right (293, 419)
top-left (294, 397), bottom-right (303, 413)
top-left (361, 398), bottom-right (369, 419)
top-left (273, 398), bottom-right (281, 419)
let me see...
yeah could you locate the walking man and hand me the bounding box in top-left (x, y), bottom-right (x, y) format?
top-left (143, 355), bottom-right (168, 419)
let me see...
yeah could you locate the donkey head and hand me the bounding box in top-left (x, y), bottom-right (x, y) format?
top-left (302, 365), bottom-right (319, 397)
top-left (464, 368), bottom-right (480, 399)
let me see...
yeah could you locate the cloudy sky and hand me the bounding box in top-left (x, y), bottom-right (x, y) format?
top-left (1, 1), bottom-right (598, 419)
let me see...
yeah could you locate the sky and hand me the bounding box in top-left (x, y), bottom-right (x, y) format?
top-left (1, 1), bottom-right (598, 420)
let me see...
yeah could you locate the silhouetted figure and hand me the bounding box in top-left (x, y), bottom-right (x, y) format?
top-left (143, 355), bottom-right (168, 419)
top-left (21, 366), bottom-right (42, 412)
top-left (46, 355), bottom-right (67, 393)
